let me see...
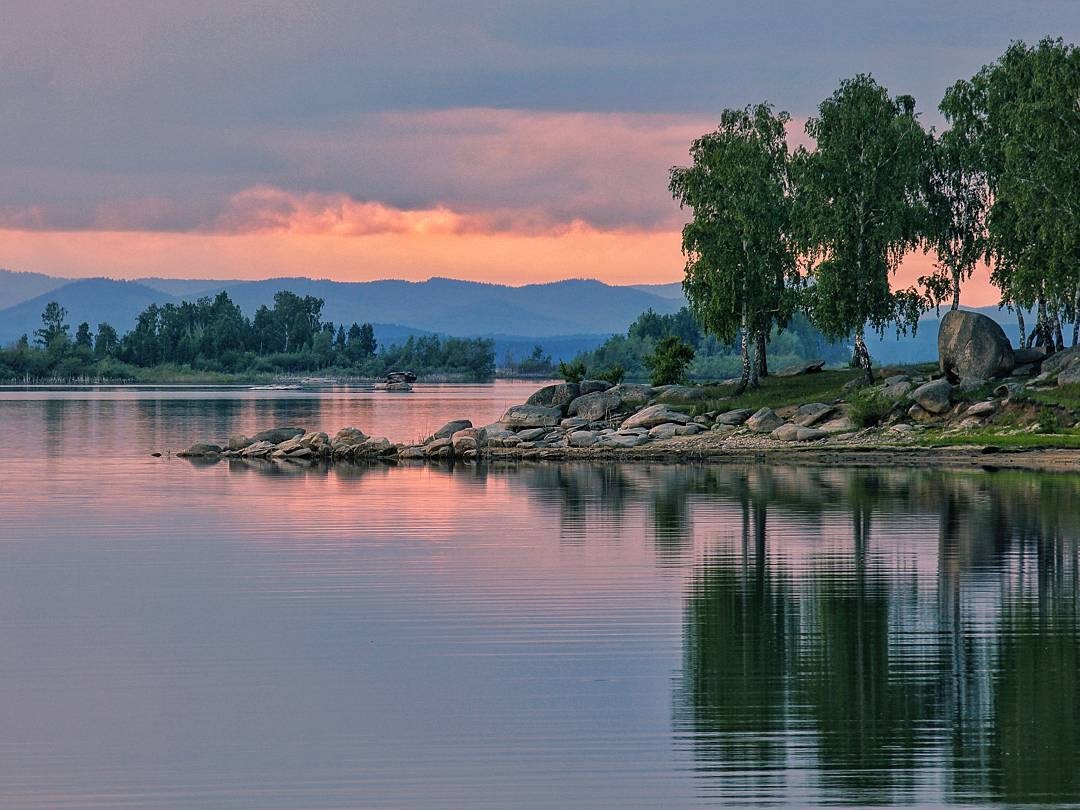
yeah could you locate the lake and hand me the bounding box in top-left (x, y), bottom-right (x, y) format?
top-left (1, 383), bottom-right (1078, 808)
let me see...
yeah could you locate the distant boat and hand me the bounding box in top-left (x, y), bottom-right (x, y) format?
top-left (376, 370), bottom-right (416, 392)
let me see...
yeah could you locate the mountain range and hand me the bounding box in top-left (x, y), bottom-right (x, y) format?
top-left (0, 269), bottom-right (687, 361)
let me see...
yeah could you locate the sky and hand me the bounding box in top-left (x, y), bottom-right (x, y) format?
top-left (1, 2), bottom-right (1077, 302)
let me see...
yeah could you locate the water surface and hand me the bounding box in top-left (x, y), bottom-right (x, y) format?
top-left (0, 385), bottom-right (1077, 808)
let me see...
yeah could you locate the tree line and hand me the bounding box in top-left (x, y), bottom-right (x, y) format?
top-left (0, 290), bottom-right (495, 381)
top-left (669, 37), bottom-right (1077, 389)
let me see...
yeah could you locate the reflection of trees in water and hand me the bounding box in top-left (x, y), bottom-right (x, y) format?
top-left (678, 466), bottom-right (1080, 805)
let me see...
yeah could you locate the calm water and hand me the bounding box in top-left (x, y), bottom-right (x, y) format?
top-left (1, 384), bottom-right (1078, 808)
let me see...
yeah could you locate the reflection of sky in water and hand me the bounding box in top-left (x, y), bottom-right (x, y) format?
top-left (0, 391), bottom-right (1078, 807)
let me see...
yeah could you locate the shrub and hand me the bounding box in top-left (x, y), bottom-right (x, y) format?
top-left (643, 336), bottom-right (695, 386)
top-left (1036, 407), bottom-right (1061, 434)
top-left (595, 363), bottom-right (625, 385)
top-left (848, 387), bottom-right (894, 427)
top-left (557, 359), bottom-right (587, 383)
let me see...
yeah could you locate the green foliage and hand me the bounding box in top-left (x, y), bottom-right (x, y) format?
top-left (0, 293), bottom-right (495, 382)
top-left (644, 336), bottom-right (696, 386)
top-left (670, 103), bottom-right (796, 387)
top-left (557, 359), bottom-right (587, 383)
top-left (1036, 407), bottom-right (1062, 434)
top-left (848, 387), bottom-right (895, 428)
top-left (942, 38), bottom-right (1079, 328)
top-left (793, 75), bottom-right (934, 378)
top-left (595, 363), bottom-right (625, 385)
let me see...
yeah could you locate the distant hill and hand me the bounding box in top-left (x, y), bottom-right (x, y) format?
top-left (631, 282), bottom-right (685, 301)
top-left (0, 273), bottom-right (682, 344)
top-left (0, 268), bottom-right (72, 308)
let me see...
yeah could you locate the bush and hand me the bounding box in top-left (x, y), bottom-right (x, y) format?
top-left (643, 336), bottom-right (695, 386)
top-left (557, 359), bottom-right (587, 383)
top-left (1036, 407), bottom-right (1062, 434)
top-left (848, 387), bottom-right (894, 427)
top-left (595, 363), bottom-right (625, 385)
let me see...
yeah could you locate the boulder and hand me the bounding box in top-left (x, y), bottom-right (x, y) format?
top-left (285, 447), bottom-right (313, 460)
top-left (451, 428), bottom-right (482, 453)
top-left (1041, 345), bottom-right (1080, 377)
top-left (620, 405), bottom-right (691, 430)
top-left (597, 433), bottom-right (650, 448)
top-left (240, 440), bottom-right (276, 458)
top-left (938, 310), bottom-right (1015, 381)
top-left (818, 417), bottom-right (856, 435)
top-left (653, 385), bottom-right (708, 403)
top-left (746, 407), bottom-right (785, 433)
top-left (424, 437), bottom-right (453, 458)
top-left (579, 379), bottom-right (613, 394)
top-left (882, 380), bottom-right (914, 400)
top-left (568, 430), bottom-right (598, 447)
top-left (907, 404), bottom-right (937, 423)
top-left (566, 390), bottom-right (620, 421)
top-left (433, 419), bottom-right (472, 439)
top-left (994, 381), bottom-right (1023, 398)
top-left (227, 434), bottom-right (254, 451)
top-left (1013, 346), bottom-right (1047, 366)
top-left (516, 427), bottom-right (550, 441)
top-left (560, 416), bottom-right (591, 430)
top-left (1059, 366), bottom-right (1080, 386)
top-left (911, 379), bottom-right (952, 414)
top-left (792, 403), bottom-right (834, 427)
top-left (797, 427), bottom-right (828, 441)
top-left (715, 408), bottom-right (754, 426)
top-left (332, 427), bottom-right (369, 456)
top-left (398, 446), bottom-right (425, 460)
top-left (178, 442), bottom-right (222, 457)
top-left (957, 377), bottom-right (987, 393)
top-left (883, 374), bottom-right (911, 386)
top-left (500, 405), bottom-right (562, 429)
top-left (526, 382), bottom-right (580, 413)
top-left (353, 437), bottom-right (394, 457)
top-left (964, 400), bottom-right (997, 417)
top-left (648, 423), bottom-right (680, 440)
top-left (252, 427), bottom-right (305, 444)
top-left (300, 432), bottom-right (331, 455)
top-left (771, 423), bottom-right (801, 441)
top-left (675, 423), bottom-right (704, 436)
top-left (775, 359), bottom-right (825, 377)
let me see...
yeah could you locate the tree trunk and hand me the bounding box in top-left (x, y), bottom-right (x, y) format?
top-left (1073, 286), bottom-right (1080, 347)
top-left (951, 269), bottom-right (961, 311)
top-left (1017, 308), bottom-right (1028, 349)
top-left (853, 327), bottom-right (873, 385)
top-left (755, 330), bottom-right (768, 378)
top-left (1053, 308), bottom-right (1065, 352)
top-left (1036, 297), bottom-right (1054, 353)
top-left (734, 327), bottom-right (751, 396)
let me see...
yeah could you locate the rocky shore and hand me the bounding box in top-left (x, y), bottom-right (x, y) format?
top-left (176, 311), bottom-right (1080, 474)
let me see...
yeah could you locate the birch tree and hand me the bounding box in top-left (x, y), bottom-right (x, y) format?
top-left (793, 75), bottom-right (931, 383)
top-left (669, 103), bottom-right (795, 394)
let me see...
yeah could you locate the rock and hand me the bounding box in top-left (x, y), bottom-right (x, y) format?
top-left (227, 434), bottom-right (254, 451)
top-left (965, 400), bottom-right (997, 417)
top-left (240, 440), bottom-right (276, 457)
top-left (818, 417), bottom-right (856, 435)
top-left (907, 404), bottom-right (937, 423)
top-left (715, 408), bottom-right (754, 426)
top-left (890, 423), bottom-right (914, 433)
top-left (992, 382), bottom-right (1023, 399)
top-left (792, 403), bottom-right (834, 426)
top-left (579, 379), bottom-right (613, 394)
top-left (433, 419), bottom-right (472, 439)
top-left (560, 416), bottom-right (590, 430)
top-left (1058, 366), bottom-right (1080, 386)
top-left (911, 379), bottom-right (952, 414)
top-left (675, 423), bottom-right (704, 436)
top-left (516, 427), bottom-right (550, 441)
top-left (617, 427), bottom-right (649, 436)
top-left (711, 422), bottom-right (736, 433)
top-left (1012, 364), bottom-right (1035, 377)
top-left (398, 446), bottom-right (425, 460)
top-left (568, 430), bottom-right (598, 447)
top-left (883, 374), bottom-right (911, 386)
top-left (648, 423), bottom-right (680, 440)
top-left (771, 423), bottom-right (801, 441)
top-left (620, 405), bottom-right (691, 430)
top-left (424, 438), bottom-right (453, 458)
top-left (252, 427), bottom-right (305, 444)
top-left (693, 415), bottom-right (710, 425)
top-left (653, 385), bottom-right (708, 403)
top-left (178, 442), bottom-right (222, 457)
top-left (746, 407), bottom-right (785, 433)
top-left (526, 382), bottom-right (580, 413)
top-left (881, 380), bottom-right (914, 400)
top-left (938, 310), bottom-right (1015, 381)
top-left (332, 427), bottom-right (369, 456)
top-left (796, 427), bottom-right (828, 441)
top-left (566, 390), bottom-right (619, 421)
top-left (451, 428), bottom-right (482, 453)
top-left (500, 405), bottom-right (563, 429)
top-left (597, 433), bottom-right (650, 448)
top-left (775, 359), bottom-right (825, 377)
top-left (354, 437), bottom-right (393, 457)
top-left (1042, 346), bottom-right (1080, 377)
top-left (299, 432), bottom-right (331, 455)
top-left (957, 377), bottom-right (987, 393)
top-left (275, 435), bottom-right (306, 454)
top-left (1013, 346), bottom-right (1047, 366)
top-left (285, 447), bottom-right (313, 459)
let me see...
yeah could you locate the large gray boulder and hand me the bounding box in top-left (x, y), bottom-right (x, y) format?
top-left (792, 403), bottom-right (834, 427)
top-left (746, 407), bottom-right (785, 433)
top-left (715, 408), bottom-right (754, 426)
top-left (938, 310), bottom-right (1015, 381)
top-left (566, 384), bottom-right (652, 421)
top-left (525, 382), bottom-right (580, 413)
top-left (1042, 346), bottom-right (1080, 379)
top-left (620, 405), bottom-right (691, 430)
top-left (252, 427), bottom-right (305, 444)
top-left (433, 419), bottom-right (472, 439)
top-left (500, 404), bottom-right (563, 429)
top-left (579, 379), bottom-right (613, 394)
top-left (911, 379), bottom-right (952, 414)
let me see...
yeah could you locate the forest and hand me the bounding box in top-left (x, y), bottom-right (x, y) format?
top-left (0, 290), bottom-right (495, 382)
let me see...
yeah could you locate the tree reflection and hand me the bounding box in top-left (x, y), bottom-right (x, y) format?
top-left (678, 466), bottom-right (1080, 805)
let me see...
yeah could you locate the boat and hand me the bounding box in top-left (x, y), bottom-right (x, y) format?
top-left (376, 371), bottom-right (416, 392)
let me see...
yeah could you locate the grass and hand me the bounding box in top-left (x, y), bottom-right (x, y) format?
top-left (917, 429), bottom-right (1080, 449)
top-left (666, 369), bottom-right (863, 415)
top-left (1023, 383), bottom-right (1080, 409)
